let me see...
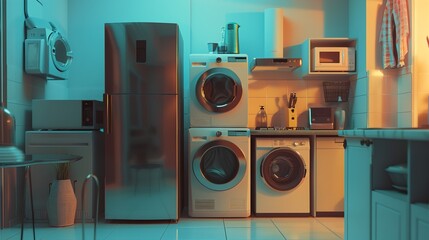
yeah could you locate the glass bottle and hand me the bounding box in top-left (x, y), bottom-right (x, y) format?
top-left (256, 106), bottom-right (267, 129)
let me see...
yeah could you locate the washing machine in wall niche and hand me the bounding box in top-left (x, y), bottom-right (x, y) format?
top-left (189, 54), bottom-right (248, 127)
top-left (254, 137), bottom-right (310, 216)
top-left (24, 19), bottom-right (72, 80)
top-left (189, 128), bottom-right (250, 217)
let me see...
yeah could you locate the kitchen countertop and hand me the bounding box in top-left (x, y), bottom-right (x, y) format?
top-left (338, 128), bottom-right (429, 141)
top-left (251, 129), bottom-right (339, 136)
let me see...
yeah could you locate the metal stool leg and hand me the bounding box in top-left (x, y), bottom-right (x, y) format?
top-left (81, 174), bottom-right (99, 240)
top-left (21, 166), bottom-right (36, 240)
top-left (28, 167), bottom-right (35, 240)
top-left (20, 168), bottom-right (25, 240)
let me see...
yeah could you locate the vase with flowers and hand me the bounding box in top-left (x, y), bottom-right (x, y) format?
top-left (46, 162), bottom-right (77, 227)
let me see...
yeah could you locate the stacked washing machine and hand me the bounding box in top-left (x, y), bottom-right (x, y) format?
top-left (188, 54), bottom-right (250, 217)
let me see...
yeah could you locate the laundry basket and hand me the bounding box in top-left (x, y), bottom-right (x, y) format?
top-left (323, 81), bottom-right (350, 102)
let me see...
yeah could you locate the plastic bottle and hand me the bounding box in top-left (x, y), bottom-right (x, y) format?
top-left (256, 106), bottom-right (268, 129)
top-left (218, 27), bottom-right (227, 54)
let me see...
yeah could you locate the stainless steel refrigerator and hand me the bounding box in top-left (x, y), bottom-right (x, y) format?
top-left (104, 22), bottom-right (181, 221)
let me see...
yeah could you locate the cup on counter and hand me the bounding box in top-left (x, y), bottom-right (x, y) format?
top-left (208, 43), bottom-right (218, 54)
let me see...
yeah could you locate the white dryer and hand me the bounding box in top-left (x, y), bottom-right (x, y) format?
top-left (189, 54), bottom-right (248, 127)
top-left (254, 137), bottom-right (310, 216)
top-left (189, 128), bottom-right (250, 217)
top-left (24, 18), bottom-right (73, 80)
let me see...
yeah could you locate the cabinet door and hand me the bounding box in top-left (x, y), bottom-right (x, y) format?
top-left (372, 191), bottom-right (408, 240)
top-left (411, 204), bottom-right (429, 240)
top-left (316, 137), bottom-right (344, 213)
top-left (345, 138), bottom-right (372, 240)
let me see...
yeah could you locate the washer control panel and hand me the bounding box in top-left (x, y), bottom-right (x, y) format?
top-left (256, 138), bottom-right (310, 150)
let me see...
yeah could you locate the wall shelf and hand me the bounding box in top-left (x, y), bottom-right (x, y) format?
top-left (301, 38), bottom-right (357, 80)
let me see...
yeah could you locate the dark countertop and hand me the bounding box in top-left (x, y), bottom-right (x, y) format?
top-left (251, 129), bottom-right (339, 136)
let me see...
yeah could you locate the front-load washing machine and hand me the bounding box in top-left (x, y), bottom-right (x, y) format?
top-left (24, 19), bottom-right (73, 80)
top-left (190, 54), bottom-right (248, 127)
top-left (189, 128), bottom-right (250, 217)
top-left (254, 137), bottom-right (310, 216)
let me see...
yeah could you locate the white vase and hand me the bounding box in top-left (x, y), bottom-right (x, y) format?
top-left (46, 179), bottom-right (77, 227)
top-left (335, 108), bottom-right (346, 130)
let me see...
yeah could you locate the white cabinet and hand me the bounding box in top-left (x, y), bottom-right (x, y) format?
top-left (344, 138), bottom-right (372, 240)
top-left (372, 190), bottom-right (409, 240)
top-left (343, 132), bottom-right (429, 240)
top-left (411, 203), bottom-right (429, 240)
top-left (315, 137), bottom-right (344, 215)
top-left (25, 131), bottom-right (104, 222)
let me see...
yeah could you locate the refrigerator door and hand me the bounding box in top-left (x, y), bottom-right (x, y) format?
top-left (105, 22), bottom-right (179, 95)
top-left (105, 94), bottom-right (178, 220)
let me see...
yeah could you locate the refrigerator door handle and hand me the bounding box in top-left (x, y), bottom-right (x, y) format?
top-left (104, 94), bottom-right (112, 134)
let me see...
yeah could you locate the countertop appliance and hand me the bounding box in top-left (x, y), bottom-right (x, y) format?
top-left (190, 54), bottom-right (248, 128)
top-left (254, 137), bottom-right (310, 216)
top-left (24, 17), bottom-right (73, 80)
top-left (25, 131), bottom-right (104, 222)
top-left (311, 47), bottom-right (355, 72)
top-left (309, 107), bottom-right (334, 130)
top-left (188, 128), bottom-right (250, 217)
top-left (251, 58), bottom-right (302, 71)
top-left (104, 22), bottom-right (181, 221)
top-left (32, 99), bottom-right (103, 130)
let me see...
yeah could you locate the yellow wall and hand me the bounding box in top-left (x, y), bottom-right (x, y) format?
top-left (413, 0), bottom-right (429, 127)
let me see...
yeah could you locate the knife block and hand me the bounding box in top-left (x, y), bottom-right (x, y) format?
top-left (287, 108), bottom-right (297, 128)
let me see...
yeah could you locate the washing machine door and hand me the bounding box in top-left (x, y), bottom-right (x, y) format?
top-left (49, 31), bottom-right (73, 72)
top-left (193, 140), bottom-right (246, 191)
top-left (196, 68), bottom-right (243, 113)
top-left (261, 147), bottom-right (306, 191)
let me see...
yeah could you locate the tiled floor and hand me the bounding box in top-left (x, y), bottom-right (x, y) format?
top-left (0, 217), bottom-right (343, 240)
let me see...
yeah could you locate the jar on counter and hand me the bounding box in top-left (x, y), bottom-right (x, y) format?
top-left (256, 106), bottom-right (267, 129)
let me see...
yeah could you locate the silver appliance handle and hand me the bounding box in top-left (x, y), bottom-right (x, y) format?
top-left (104, 94), bottom-right (111, 134)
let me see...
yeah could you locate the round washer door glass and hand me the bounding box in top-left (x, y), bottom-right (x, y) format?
top-left (49, 31), bottom-right (73, 72)
top-left (193, 140), bottom-right (246, 191)
top-left (196, 68), bottom-right (242, 113)
top-left (261, 147), bottom-right (306, 191)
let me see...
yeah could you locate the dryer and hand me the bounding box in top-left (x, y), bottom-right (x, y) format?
top-left (189, 54), bottom-right (248, 127)
top-left (189, 128), bottom-right (250, 217)
top-left (254, 137), bottom-right (310, 216)
top-left (24, 18), bottom-right (73, 80)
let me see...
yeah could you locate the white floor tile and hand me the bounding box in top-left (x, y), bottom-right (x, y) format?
top-left (175, 218), bottom-right (225, 228)
top-left (162, 226), bottom-right (226, 240)
top-left (0, 226), bottom-right (20, 240)
top-left (105, 225), bottom-right (167, 240)
top-left (0, 217), bottom-right (344, 240)
top-left (224, 218), bottom-right (275, 228)
top-left (225, 227), bottom-right (285, 240)
top-left (316, 217), bottom-right (344, 239)
top-left (274, 218), bottom-right (342, 240)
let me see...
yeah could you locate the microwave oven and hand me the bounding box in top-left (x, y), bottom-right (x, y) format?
top-left (32, 100), bottom-right (104, 130)
top-left (311, 47), bottom-right (355, 72)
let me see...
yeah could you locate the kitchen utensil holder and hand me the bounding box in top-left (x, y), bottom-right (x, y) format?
top-left (287, 108), bottom-right (297, 128)
top-left (323, 81), bottom-right (350, 102)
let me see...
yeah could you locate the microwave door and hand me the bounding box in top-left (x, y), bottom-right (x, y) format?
top-left (320, 51), bottom-right (340, 64)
